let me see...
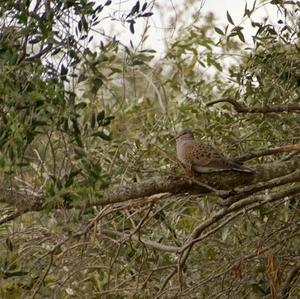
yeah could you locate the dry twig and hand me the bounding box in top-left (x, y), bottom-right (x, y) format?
top-left (206, 97), bottom-right (300, 114)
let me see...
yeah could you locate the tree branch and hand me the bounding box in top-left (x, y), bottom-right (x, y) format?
top-left (281, 265), bottom-right (300, 299)
top-left (0, 160), bottom-right (299, 218)
top-left (219, 168), bottom-right (300, 206)
top-left (236, 144), bottom-right (300, 163)
top-left (0, 210), bottom-right (24, 225)
top-left (170, 185), bottom-right (300, 294)
top-left (101, 229), bottom-right (180, 252)
top-left (206, 97), bottom-right (300, 114)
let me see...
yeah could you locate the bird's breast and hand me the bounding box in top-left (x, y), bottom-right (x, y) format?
top-left (176, 140), bottom-right (195, 164)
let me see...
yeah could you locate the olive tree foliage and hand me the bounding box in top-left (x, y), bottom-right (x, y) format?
top-left (0, 0), bottom-right (300, 298)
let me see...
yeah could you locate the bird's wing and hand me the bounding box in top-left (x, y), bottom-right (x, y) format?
top-left (189, 143), bottom-right (225, 164)
top-left (192, 158), bottom-right (236, 173)
top-left (183, 142), bottom-right (254, 173)
top-left (182, 142), bottom-right (226, 172)
top-left (189, 143), bottom-right (254, 173)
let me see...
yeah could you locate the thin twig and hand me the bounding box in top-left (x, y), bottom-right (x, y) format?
top-left (101, 229), bottom-right (180, 252)
top-left (281, 265), bottom-right (300, 299)
top-left (31, 253), bottom-right (54, 299)
top-left (236, 144), bottom-right (300, 162)
top-left (206, 97), bottom-right (300, 114)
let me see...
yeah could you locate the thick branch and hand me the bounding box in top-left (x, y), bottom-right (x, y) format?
top-left (97, 176), bottom-right (208, 206)
top-left (1, 160), bottom-right (300, 217)
top-left (219, 168), bottom-right (300, 206)
top-left (206, 97), bottom-right (300, 114)
top-left (97, 160), bottom-right (299, 206)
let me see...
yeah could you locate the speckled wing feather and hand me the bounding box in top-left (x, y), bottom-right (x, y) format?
top-left (184, 142), bottom-right (253, 173)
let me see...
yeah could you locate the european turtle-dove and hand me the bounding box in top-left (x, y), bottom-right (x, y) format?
top-left (176, 129), bottom-right (254, 174)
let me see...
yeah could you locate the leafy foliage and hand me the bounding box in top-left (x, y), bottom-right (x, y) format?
top-left (0, 0), bottom-right (300, 298)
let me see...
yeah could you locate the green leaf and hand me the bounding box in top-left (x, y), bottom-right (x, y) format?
top-left (64, 169), bottom-right (82, 187)
top-left (44, 201), bottom-right (56, 213)
top-left (3, 271), bottom-right (28, 278)
top-left (251, 282), bottom-right (270, 295)
top-left (130, 22), bottom-right (135, 34)
top-left (226, 11), bottom-right (235, 25)
top-left (90, 112), bottom-right (96, 128)
top-left (6, 238), bottom-right (13, 251)
top-left (74, 146), bottom-right (86, 158)
top-left (78, 74), bottom-right (87, 83)
top-left (60, 64), bottom-right (68, 76)
top-left (91, 131), bottom-right (111, 141)
top-left (140, 12), bottom-right (153, 17)
top-left (81, 16), bottom-right (88, 32)
top-left (91, 78), bottom-right (103, 94)
top-left (75, 102), bottom-right (87, 109)
top-left (236, 29), bottom-right (245, 42)
top-left (97, 110), bottom-right (105, 123)
top-left (214, 27), bottom-right (225, 36)
top-left (127, 1), bottom-right (140, 18)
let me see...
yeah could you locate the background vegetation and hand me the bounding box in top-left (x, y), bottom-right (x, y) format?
top-left (0, 0), bottom-right (299, 298)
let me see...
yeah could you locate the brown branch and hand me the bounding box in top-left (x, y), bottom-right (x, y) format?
top-left (219, 168), bottom-right (300, 206)
top-left (30, 253), bottom-right (54, 299)
top-left (206, 97), bottom-right (300, 114)
top-left (182, 191), bottom-right (295, 253)
top-left (96, 160), bottom-right (299, 206)
top-left (24, 44), bottom-right (53, 62)
top-left (171, 185), bottom-right (300, 293)
top-left (0, 188), bottom-right (44, 210)
top-left (236, 144), bottom-right (300, 163)
top-left (1, 160), bottom-right (299, 218)
top-left (97, 175), bottom-right (209, 206)
top-left (101, 229), bottom-right (180, 252)
top-left (182, 229), bottom-right (300, 296)
top-left (281, 265), bottom-right (300, 299)
top-left (0, 210), bottom-right (24, 225)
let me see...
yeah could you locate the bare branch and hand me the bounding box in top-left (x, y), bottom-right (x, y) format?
top-left (173, 185), bottom-right (300, 292)
top-left (0, 160), bottom-right (299, 217)
top-left (0, 210), bottom-right (24, 225)
top-left (219, 168), bottom-right (300, 206)
top-left (206, 97), bottom-right (300, 114)
top-left (101, 229), bottom-right (180, 252)
top-left (236, 144), bottom-right (300, 162)
top-left (96, 160), bottom-right (299, 206)
top-left (30, 253), bottom-right (54, 299)
top-left (281, 265), bottom-right (300, 299)
top-left (97, 175), bottom-right (209, 206)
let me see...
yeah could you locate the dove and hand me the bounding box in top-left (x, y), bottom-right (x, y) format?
top-left (176, 129), bottom-right (254, 174)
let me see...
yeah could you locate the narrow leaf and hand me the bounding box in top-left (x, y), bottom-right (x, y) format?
top-left (237, 30), bottom-right (245, 42)
top-left (140, 12), bottom-right (153, 17)
top-left (130, 22), bottom-right (135, 34)
top-left (142, 2), bottom-right (147, 11)
top-left (91, 131), bottom-right (111, 141)
top-left (214, 27), bottom-right (225, 35)
top-left (127, 1), bottom-right (140, 18)
top-left (226, 11), bottom-right (235, 25)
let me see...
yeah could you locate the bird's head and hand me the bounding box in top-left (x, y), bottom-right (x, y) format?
top-left (176, 128), bottom-right (194, 141)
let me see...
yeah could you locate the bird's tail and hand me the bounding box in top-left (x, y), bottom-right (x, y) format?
top-left (231, 162), bottom-right (254, 173)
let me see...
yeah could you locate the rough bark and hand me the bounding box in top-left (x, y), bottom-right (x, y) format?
top-left (0, 159), bottom-right (299, 214)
